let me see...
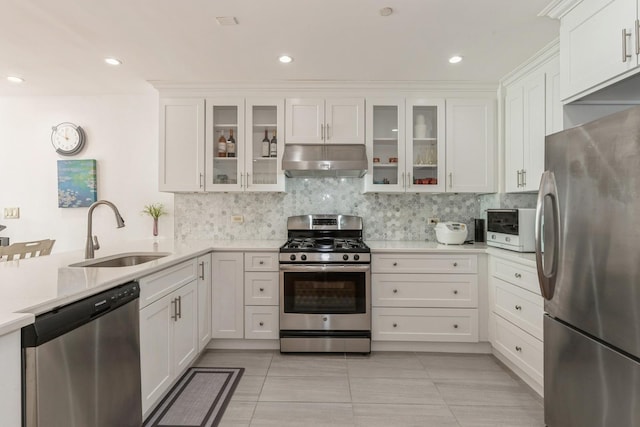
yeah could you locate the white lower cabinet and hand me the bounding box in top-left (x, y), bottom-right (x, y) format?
top-left (197, 254), bottom-right (212, 351)
top-left (244, 252), bottom-right (279, 339)
top-left (0, 331), bottom-right (21, 427)
top-left (212, 252), bottom-right (244, 339)
top-left (488, 254), bottom-right (544, 394)
top-left (372, 253), bottom-right (479, 343)
top-left (140, 279), bottom-right (198, 416)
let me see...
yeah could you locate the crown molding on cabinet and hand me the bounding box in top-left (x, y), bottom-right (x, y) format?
top-left (539, 0), bottom-right (582, 19)
top-left (150, 80), bottom-right (498, 97)
top-left (499, 39), bottom-right (559, 87)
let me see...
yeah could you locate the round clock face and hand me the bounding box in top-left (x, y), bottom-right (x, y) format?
top-left (51, 122), bottom-right (85, 155)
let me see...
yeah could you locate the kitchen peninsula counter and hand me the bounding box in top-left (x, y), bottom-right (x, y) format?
top-left (0, 239), bottom-right (283, 334)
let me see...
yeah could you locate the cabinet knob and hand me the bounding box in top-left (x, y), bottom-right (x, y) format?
top-left (453, 262), bottom-right (458, 267)
top-left (259, 321), bottom-right (264, 326)
top-left (515, 346), bottom-right (522, 352)
top-left (453, 290), bottom-right (458, 295)
top-left (259, 287), bottom-right (264, 292)
top-left (259, 260), bottom-right (264, 265)
top-left (322, 316), bottom-right (328, 322)
top-left (393, 262), bottom-right (398, 266)
top-left (393, 289), bottom-right (398, 294)
top-left (393, 323), bottom-right (398, 328)
top-left (514, 273), bottom-right (522, 279)
top-left (515, 305), bottom-right (522, 311)
top-left (453, 324), bottom-right (459, 329)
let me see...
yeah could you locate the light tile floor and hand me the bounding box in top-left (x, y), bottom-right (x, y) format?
top-left (193, 350), bottom-right (544, 427)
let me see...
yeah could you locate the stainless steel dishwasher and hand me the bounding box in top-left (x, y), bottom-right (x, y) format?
top-left (22, 281), bottom-right (142, 427)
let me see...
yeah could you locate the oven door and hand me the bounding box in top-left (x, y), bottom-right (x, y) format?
top-left (279, 263), bottom-right (371, 331)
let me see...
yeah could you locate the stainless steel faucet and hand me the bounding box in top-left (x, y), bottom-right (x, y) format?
top-left (85, 200), bottom-right (125, 259)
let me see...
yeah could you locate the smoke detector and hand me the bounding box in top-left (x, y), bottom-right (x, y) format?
top-left (216, 16), bottom-right (238, 26)
top-left (380, 7), bottom-right (393, 16)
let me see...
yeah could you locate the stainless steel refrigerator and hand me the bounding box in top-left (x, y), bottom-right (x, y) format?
top-left (536, 106), bottom-right (640, 427)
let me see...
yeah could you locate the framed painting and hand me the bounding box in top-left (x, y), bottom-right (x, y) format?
top-left (57, 159), bottom-right (97, 208)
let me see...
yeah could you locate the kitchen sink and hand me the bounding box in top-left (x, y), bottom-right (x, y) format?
top-left (69, 252), bottom-right (171, 268)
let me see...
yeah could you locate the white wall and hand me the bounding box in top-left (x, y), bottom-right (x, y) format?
top-left (0, 90), bottom-right (173, 253)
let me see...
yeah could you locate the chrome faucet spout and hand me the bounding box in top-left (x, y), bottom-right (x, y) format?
top-left (85, 200), bottom-right (126, 259)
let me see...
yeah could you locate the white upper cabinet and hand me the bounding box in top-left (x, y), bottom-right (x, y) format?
top-left (503, 48), bottom-right (560, 193)
top-left (285, 98), bottom-right (365, 144)
top-left (445, 99), bottom-right (496, 193)
top-left (159, 98), bottom-right (205, 192)
top-left (406, 98), bottom-right (446, 192)
top-left (364, 98), bottom-right (406, 193)
top-left (206, 97), bottom-right (245, 192)
top-left (560, 0), bottom-right (638, 100)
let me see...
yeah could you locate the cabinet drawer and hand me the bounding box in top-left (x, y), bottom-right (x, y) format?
top-left (139, 259), bottom-right (198, 309)
top-left (372, 253), bottom-right (477, 274)
top-left (244, 306), bottom-right (279, 339)
top-left (492, 314), bottom-right (543, 386)
top-left (244, 272), bottom-right (279, 305)
top-left (372, 274), bottom-right (478, 308)
top-left (372, 307), bottom-right (478, 342)
top-left (244, 252), bottom-right (279, 272)
top-left (491, 257), bottom-right (539, 295)
top-left (492, 277), bottom-right (543, 340)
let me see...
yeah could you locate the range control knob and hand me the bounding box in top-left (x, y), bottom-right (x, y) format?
top-left (343, 254), bottom-right (349, 261)
top-left (290, 254), bottom-right (296, 261)
top-left (354, 254), bottom-right (360, 261)
top-left (301, 254), bottom-right (307, 261)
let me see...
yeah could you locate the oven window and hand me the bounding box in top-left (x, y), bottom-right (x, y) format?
top-left (283, 271), bottom-right (366, 314)
top-left (487, 211), bottom-right (519, 235)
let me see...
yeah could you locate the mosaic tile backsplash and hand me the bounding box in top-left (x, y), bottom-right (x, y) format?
top-left (175, 178), bottom-right (537, 242)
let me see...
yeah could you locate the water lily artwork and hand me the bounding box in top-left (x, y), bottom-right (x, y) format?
top-left (57, 159), bottom-right (98, 208)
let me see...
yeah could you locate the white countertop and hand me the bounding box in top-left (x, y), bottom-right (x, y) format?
top-left (0, 237), bottom-right (536, 335)
top-left (0, 239), bottom-right (282, 334)
top-left (367, 240), bottom-right (488, 253)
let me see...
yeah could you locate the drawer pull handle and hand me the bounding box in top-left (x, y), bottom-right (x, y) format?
top-left (453, 290), bottom-right (458, 295)
top-left (259, 321), bottom-right (264, 326)
top-left (393, 262), bottom-right (398, 266)
top-left (453, 262), bottom-right (458, 267)
top-left (515, 346), bottom-right (522, 352)
top-left (514, 273), bottom-right (522, 278)
top-left (515, 305), bottom-right (522, 310)
top-left (393, 323), bottom-right (398, 328)
top-left (259, 260), bottom-right (264, 265)
top-left (259, 287), bottom-right (265, 292)
top-left (453, 324), bottom-right (459, 329)
top-left (393, 289), bottom-right (398, 294)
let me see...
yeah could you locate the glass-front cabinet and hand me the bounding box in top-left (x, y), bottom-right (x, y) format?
top-left (364, 98), bottom-right (445, 193)
top-left (206, 97), bottom-right (284, 192)
top-left (365, 98), bottom-right (405, 192)
top-left (206, 97), bottom-right (244, 191)
top-left (406, 98), bottom-right (445, 192)
top-left (245, 98), bottom-right (285, 191)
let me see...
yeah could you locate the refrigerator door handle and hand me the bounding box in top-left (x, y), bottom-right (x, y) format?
top-left (536, 170), bottom-right (561, 300)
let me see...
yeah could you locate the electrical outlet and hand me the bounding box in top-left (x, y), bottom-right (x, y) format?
top-left (231, 215), bottom-right (244, 224)
top-left (428, 217), bottom-right (439, 224)
top-left (3, 207), bottom-right (20, 219)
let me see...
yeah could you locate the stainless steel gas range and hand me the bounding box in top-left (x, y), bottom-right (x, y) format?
top-left (279, 214), bottom-right (371, 353)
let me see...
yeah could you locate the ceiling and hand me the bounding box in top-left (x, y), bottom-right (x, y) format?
top-left (0, 0), bottom-right (559, 96)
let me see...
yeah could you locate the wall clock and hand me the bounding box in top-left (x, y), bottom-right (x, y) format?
top-left (51, 122), bottom-right (86, 156)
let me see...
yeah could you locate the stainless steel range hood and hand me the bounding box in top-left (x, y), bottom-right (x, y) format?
top-left (282, 144), bottom-right (368, 178)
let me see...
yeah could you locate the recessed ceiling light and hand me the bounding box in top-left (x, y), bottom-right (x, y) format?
top-left (449, 55), bottom-right (463, 64)
top-left (279, 55), bottom-right (293, 64)
top-left (380, 7), bottom-right (393, 16)
top-left (7, 76), bottom-right (24, 83)
top-left (104, 57), bottom-right (122, 66)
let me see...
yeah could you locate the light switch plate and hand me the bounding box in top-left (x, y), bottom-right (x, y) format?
top-left (4, 207), bottom-right (19, 219)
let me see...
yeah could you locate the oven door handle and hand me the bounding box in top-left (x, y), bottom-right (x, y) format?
top-left (279, 264), bottom-right (371, 272)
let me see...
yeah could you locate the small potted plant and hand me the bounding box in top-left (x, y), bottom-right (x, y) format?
top-left (142, 203), bottom-right (167, 237)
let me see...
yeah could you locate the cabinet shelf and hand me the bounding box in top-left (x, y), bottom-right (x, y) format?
top-left (413, 137), bottom-right (437, 141)
top-left (253, 157), bottom-right (277, 161)
top-left (373, 137), bottom-right (398, 141)
top-left (214, 124), bottom-right (238, 128)
top-left (373, 163), bottom-right (398, 168)
top-left (413, 164), bottom-right (437, 168)
top-left (214, 157), bottom-right (238, 161)
top-left (253, 123), bottom-right (278, 128)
